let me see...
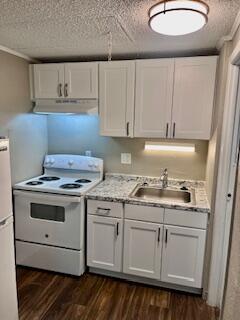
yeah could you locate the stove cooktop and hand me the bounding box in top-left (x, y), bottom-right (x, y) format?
top-left (14, 174), bottom-right (101, 196)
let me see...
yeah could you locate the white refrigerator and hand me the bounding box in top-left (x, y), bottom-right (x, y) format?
top-left (0, 139), bottom-right (18, 320)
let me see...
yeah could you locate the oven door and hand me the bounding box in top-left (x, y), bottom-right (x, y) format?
top-left (13, 190), bottom-right (84, 250)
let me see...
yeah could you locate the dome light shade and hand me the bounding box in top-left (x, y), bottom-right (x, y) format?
top-left (149, 0), bottom-right (209, 36)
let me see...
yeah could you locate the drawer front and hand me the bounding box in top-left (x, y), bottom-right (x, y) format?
top-left (125, 204), bottom-right (164, 223)
top-left (164, 209), bottom-right (208, 229)
top-left (16, 240), bottom-right (84, 276)
top-left (87, 200), bottom-right (123, 218)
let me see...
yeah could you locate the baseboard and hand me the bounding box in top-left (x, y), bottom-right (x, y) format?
top-left (89, 267), bottom-right (202, 295)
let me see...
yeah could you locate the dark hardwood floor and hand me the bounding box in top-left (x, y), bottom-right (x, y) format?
top-left (16, 267), bottom-right (219, 320)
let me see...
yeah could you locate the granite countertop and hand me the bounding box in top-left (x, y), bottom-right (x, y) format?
top-left (86, 174), bottom-right (210, 214)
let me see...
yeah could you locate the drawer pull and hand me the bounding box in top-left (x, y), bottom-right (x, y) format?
top-left (116, 222), bottom-right (119, 236)
top-left (126, 122), bottom-right (130, 136)
top-left (58, 83), bottom-right (63, 97)
top-left (173, 122), bottom-right (176, 138)
top-left (165, 229), bottom-right (168, 244)
top-left (96, 207), bottom-right (111, 215)
top-left (166, 123), bottom-right (169, 138)
top-left (64, 83), bottom-right (68, 97)
top-left (157, 227), bottom-right (161, 243)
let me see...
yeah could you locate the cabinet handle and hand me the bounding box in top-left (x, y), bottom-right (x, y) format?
top-left (165, 229), bottom-right (168, 244)
top-left (157, 227), bottom-right (161, 243)
top-left (58, 83), bottom-right (63, 97)
top-left (64, 83), bottom-right (68, 97)
top-left (166, 123), bottom-right (169, 138)
top-left (116, 222), bottom-right (119, 236)
top-left (126, 122), bottom-right (130, 136)
top-left (96, 207), bottom-right (111, 215)
top-left (173, 122), bottom-right (176, 138)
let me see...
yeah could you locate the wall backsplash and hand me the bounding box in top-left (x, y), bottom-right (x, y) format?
top-left (47, 115), bottom-right (208, 181)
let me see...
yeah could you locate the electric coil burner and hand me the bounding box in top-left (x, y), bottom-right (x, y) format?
top-left (60, 183), bottom-right (82, 189)
top-left (75, 179), bottom-right (92, 183)
top-left (26, 181), bottom-right (43, 186)
top-left (13, 154), bottom-right (103, 276)
top-left (39, 176), bottom-right (60, 181)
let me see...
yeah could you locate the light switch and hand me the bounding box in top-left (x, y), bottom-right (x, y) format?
top-left (121, 153), bottom-right (132, 164)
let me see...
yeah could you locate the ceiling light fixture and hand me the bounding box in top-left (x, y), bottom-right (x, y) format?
top-left (148, 0), bottom-right (209, 36)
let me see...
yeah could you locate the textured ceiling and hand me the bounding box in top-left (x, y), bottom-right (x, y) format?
top-left (0, 0), bottom-right (239, 61)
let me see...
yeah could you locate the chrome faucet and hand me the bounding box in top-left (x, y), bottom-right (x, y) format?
top-left (160, 168), bottom-right (168, 189)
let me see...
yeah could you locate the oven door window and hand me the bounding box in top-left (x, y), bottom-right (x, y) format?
top-left (30, 203), bottom-right (65, 222)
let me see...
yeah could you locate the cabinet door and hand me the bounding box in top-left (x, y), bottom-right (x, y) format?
top-left (33, 64), bottom-right (64, 99)
top-left (172, 56), bottom-right (217, 139)
top-left (134, 59), bottom-right (174, 138)
top-left (64, 62), bottom-right (98, 99)
top-left (87, 215), bottom-right (123, 272)
top-left (161, 225), bottom-right (206, 288)
top-left (99, 61), bottom-right (135, 137)
top-left (123, 219), bottom-right (162, 279)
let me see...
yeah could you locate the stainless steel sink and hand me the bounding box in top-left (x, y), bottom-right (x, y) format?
top-left (130, 185), bottom-right (193, 204)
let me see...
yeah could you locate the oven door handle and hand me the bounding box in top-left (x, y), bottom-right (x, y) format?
top-left (13, 190), bottom-right (81, 203)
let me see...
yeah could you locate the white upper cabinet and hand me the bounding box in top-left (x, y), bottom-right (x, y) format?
top-left (172, 56), bottom-right (217, 139)
top-left (134, 59), bottom-right (174, 138)
top-left (161, 225), bottom-right (206, 288)
top-left (99, 61), bottom-right (135, 137)
top-left (33, 64), bottom-right (64, 99)
top-left (64, 62), bottom-right (98, 99)
top-left (32, 62), bottom-right (98, 99)
top-left (31, 56), bottom-right (217, 140)
top-left (123, 220), bottom-right (162, 279)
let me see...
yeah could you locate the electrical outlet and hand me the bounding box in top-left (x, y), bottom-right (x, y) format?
top-left (121, 153), bottom-right (132, 164)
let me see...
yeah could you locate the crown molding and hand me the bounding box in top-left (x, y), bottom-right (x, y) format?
top-left (217, 10), bottom-right (240, 50)
top-left (0, 45), bottom-right (39, 63)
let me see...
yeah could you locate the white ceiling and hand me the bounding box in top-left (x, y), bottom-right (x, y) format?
top-left (0, 0), bottom-right (239, 61)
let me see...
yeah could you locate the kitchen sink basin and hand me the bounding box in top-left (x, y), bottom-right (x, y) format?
top-left (130, 186), bottom-right (192, 204)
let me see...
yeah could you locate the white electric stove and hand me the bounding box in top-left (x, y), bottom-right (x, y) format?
top-left (13, 154), bottom-right (103, 276)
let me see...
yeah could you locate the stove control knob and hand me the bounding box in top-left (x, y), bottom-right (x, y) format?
top-left (50, 158), bottom-right (55, 165)
top-left (45, 157), bottom-right (50, 165)
top-left (88, 162), bottom-right (94, 168)
top-left (94, 163), bottom-right (99, 170)
top-left (68, 160), bottom-right (74, 166)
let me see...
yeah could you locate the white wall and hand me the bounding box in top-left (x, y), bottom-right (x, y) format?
top-left (205, 43), bottom-right (232, 204)
top-left (222, 26), bottom-right (240, 320)
top-left (0, 50), bottom-right (48, 183)
top-left (222, 168), bottom-right (240, 320)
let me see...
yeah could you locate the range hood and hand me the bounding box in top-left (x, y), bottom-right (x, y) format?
top-left (33, 99), bottom-right (98, 115)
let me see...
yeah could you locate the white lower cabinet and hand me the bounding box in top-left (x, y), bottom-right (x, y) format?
top-left (161, 225), bottom-right (206, 288)
top-left (87, 215), bottom-right (123, 272)
top-left (87, 200), bottom-right (208, 291)
top-left (123, 219), bottom-right (162, 279)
